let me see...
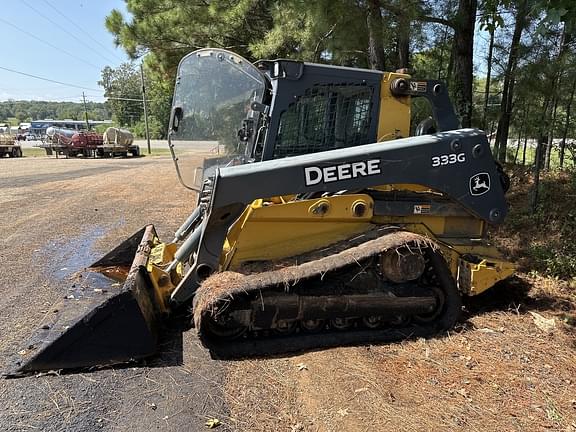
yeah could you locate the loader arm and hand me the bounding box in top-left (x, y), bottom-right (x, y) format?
top-left (171, 128), bottom-right (506, 304)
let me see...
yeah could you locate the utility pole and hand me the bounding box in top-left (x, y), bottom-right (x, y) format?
top-left (82, 92), bottom-right (89, 130)
top-left (140, 63), bottom-right (151, 155)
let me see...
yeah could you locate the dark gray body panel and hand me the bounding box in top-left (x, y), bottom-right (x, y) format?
top-left (170, 128), bottom-right (506, 304)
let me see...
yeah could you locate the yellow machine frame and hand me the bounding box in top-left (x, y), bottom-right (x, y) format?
top-left (146, 71), bottom-right (513, 311)
top-left (215, 72), bottom-right (514, 297)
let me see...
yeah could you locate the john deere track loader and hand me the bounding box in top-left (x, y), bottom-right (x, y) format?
top-left (8, 48), bottom-right (514, 375)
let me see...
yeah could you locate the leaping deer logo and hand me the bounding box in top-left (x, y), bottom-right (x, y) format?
top-left (469, 173), bottom-right (490, 196)
top-left (473, 176), bottom-right (488, 192)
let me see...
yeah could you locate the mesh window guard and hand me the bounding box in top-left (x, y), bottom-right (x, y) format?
top-left (273, 84), bottom-right (374, 158)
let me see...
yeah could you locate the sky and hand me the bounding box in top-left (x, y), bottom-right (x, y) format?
top-left (0, 0), bottom-right (131, 103)
top-left (0, 1), bottom-right (494, 105)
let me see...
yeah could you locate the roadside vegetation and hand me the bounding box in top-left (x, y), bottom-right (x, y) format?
top-left (496, 165), bottom-right (576, 282)
top-left (0, 101), bottom-right (108, 124)
top-left (100, 1), bottom-right (576, 157)
top-left (21, 147), bottom-right (49, 157)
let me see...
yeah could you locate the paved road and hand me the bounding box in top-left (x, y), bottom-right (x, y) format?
top-left (20, 139), bottom-right (222, 153)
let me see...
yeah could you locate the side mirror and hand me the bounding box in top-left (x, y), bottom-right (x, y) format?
top-left (170, 106), bottom-right (183, 132)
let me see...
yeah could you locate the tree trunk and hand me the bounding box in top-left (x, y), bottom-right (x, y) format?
top-left (545, 98), bottom-right (558, 170)
top-left (543, 25), bottom-right (569, 170)
top-left (560, 74), bottom-right (576, 168)
top-left (514, 133), bottom-right (521, 164)
top-left (531, 95), bottom-right (551, 211)
top-left (397, 13), bottom-right (410, 69)
top-left (366, 0), bottom-right (386, 70)
top-left (437, 24), bottom-right (450, 79)
top-left (531, 137), bottom-right (544, 212)
top-left (451, 0), bottom-right (477, 128)
top-left (514, 104), bottom-right (525, 164)
top-left (521, 104), bottom-right (530, 165)
top-left (496, 0), bottom-right (528, 162)
top-left (444, 41), bottom-right (454, 84)
top-left (522, 134), bottom-right (528, 165)
top-left (482, 26), bottom-right (495, 131)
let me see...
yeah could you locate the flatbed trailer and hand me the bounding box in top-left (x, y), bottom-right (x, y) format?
top-left (36, 142), bottom-right (140, 158)
top-left (43, 144), bottom-right (93, 158)
top-left (96, 144), bottom-right (140, 157)
top-left (0, 143), bottom-right (23, 157)
top-left (0, 128), bottom-right (23, 157)
top-left (40, 127), bottom-right (141, 158)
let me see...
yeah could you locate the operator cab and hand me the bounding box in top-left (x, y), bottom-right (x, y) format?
top-left (168, 49), bottom-right (269, 190)
top-left (168, 48), bottom-right (385, 191)
top-left (168, 48), bottom-right (460, 192)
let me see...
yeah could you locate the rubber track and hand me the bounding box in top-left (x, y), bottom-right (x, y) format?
top-left (193, 230), bottom-right (461, 359)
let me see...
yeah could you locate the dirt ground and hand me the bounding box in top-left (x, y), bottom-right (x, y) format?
top-left (226, 275), bottom-right (576, 432)
top-left (0, 154), bottom-right (232, 431)
top-left (0, 153), bottom-right (575, 432)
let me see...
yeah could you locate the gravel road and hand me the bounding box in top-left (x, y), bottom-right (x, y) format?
top-left (0, 154), bottom-right (232, 431)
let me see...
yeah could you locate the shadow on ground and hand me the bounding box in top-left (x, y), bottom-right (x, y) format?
top-left (464, 275), bottom-right (574, 316)
top-left (1, 309), bottom-right (193, 379)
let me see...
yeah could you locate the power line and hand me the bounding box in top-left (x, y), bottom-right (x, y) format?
top-left (74, 92), bottom-right (154, 102)
top-left (106, 97), bottom-right (152, 102)
top-left (47, 95), bottom-right (89, 101)
top-left (20, 0), bottom-right (118, 66)
top-left (0, 17), bottom-right (101, 70)
top-left (0, 65), bottom-right (103, 91)
top-left (40, 0), bottom-right (125, 62)
top-left (0, 66), bottom-right (157, 103)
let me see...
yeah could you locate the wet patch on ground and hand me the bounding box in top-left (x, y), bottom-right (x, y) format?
top-left (37, 226), bottom-right (106, 279)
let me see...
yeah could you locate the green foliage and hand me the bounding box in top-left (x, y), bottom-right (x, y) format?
top-left (105, 0), bottom-right (453, 71)
top-left (104, 0), bottom-right (576, 156)
top-left (249, 0), bottom-right (372, 66)
top-left (132, 116), bottom-right (165, 139)
top-left (528, 244), bottom-right (576, 278)
top-left (106, 0), bottom-right (274, 70)
top-left (534, 0), bottom-right (576, 32)
top-left (97, 58), bottom-right (174, 139)
top-left (0, 101), bottom-right (109, 123)
top-left (502, 169), bottom-right (576, 279)
top-left (478, 0), bottom-right (512, 32)
top-left (93, 124), bottom-right (112, 133)
top-left (528, 213), bottom-right (576, 275)
top-left (411, 41), bottom-right (452, 80)
top-left (99, 63), bottom-right (142, 127)
top-left (142, 54), bottom-right (173, 138)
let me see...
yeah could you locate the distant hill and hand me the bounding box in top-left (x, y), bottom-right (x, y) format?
top-left (0, 100), bottom-right (110, 124)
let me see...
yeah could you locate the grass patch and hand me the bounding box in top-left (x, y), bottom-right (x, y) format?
top-left (18, 147), bottom-right (172, 158)
top-left (141, 148), bottom-right (172, 156)
top-left (23, 147), bottom-right (48, 157)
